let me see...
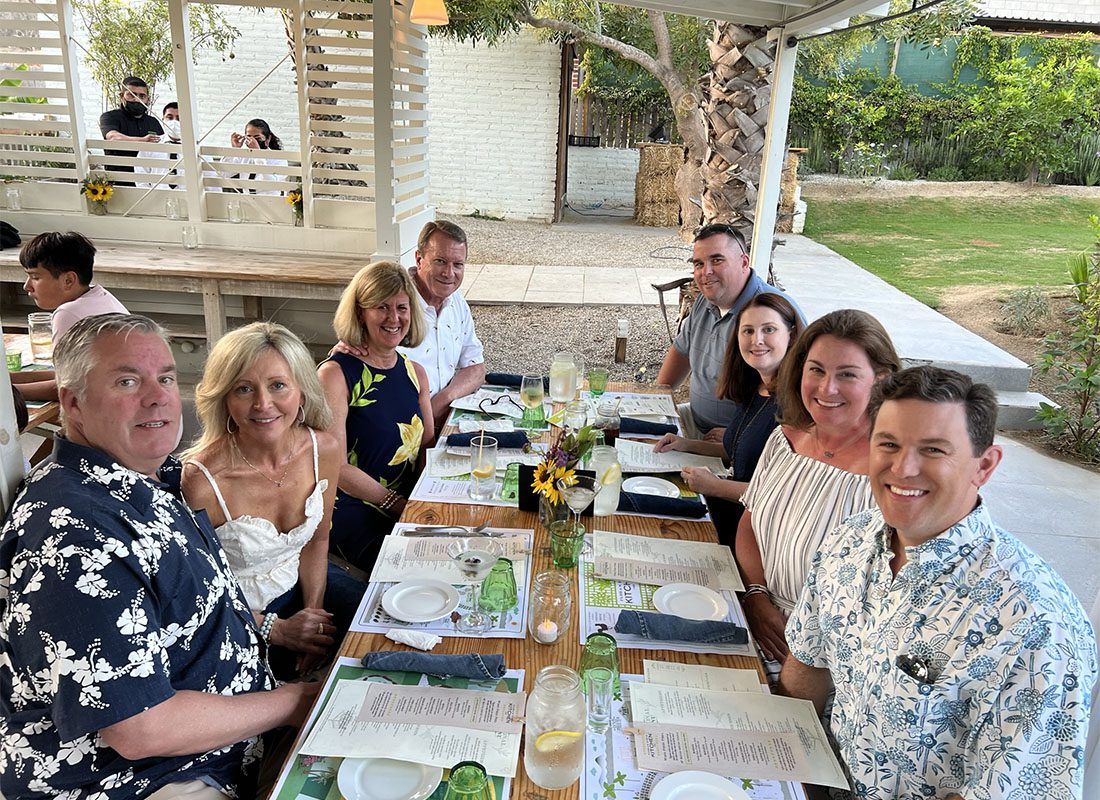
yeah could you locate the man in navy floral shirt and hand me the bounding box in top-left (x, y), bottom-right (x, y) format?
top-left (0, 314), bottom-right (318, 800)
top-left (782, 366), bottom-right (1096, 800)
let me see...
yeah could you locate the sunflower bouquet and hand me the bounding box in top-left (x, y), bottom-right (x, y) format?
top-left (80, 173), bottom-right (113, 215)
top-left (286, 186), bottom-right (303, 224)
top-left (532, 424), bottom-right (598, 522)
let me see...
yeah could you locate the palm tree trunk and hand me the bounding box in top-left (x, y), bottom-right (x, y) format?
top-left (699, 22), bottom-right (776, 247)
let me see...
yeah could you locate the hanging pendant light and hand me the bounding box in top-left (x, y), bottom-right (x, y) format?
top-left (410, 0), bottom-right (449, 25)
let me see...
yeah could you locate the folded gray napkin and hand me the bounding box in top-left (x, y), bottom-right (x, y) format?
top-left (614, 610), bottom-right (748, 644)
top-left (617, 491), bottom-right (708, 519)
top-left (361, 651), bottom-right (507, 680)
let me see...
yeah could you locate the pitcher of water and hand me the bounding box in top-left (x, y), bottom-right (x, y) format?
top-left (548, 352), bottom-right (577, 403)
top-left (523, 665), bottom-right (586, 790)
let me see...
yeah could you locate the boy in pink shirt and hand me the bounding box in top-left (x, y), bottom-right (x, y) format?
top-left (11, 232), bottom-right (128, 400)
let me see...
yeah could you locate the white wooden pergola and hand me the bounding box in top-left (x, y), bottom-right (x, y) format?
top-left (0, 0), bottom-right (890, 506)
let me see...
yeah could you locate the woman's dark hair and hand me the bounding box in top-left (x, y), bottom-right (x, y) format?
top-left (716, 294), bottom-right (802, 406)
top-left (246, 118), bottom-right (282, 150)
top-left (775, 309), bottom-right (900, 430)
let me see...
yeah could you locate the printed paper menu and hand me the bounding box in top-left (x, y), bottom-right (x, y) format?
top-left (627, 682), bottom-right (848, 789)
top-left (614, 438), bottom-right (726, 473)
top-left (299, 680), bottom-right (525, 777)
top-left (593, 531), bottom-right (744, 592)
top-left (642, 660), bottom-right (762, 693)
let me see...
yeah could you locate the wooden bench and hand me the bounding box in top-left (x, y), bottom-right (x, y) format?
top-left (0, 241), bottom-right (370, 342)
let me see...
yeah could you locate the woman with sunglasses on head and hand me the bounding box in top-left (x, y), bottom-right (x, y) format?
top-left (654, 293), bottom-right (803, 544)
top-left (319, 261), bottom-right (434, 574)
top-left (735, 309), bottom-right (900, 677)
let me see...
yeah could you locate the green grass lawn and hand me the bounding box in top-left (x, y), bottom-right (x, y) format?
top-left (803, 196), bottom-right (1099, 306)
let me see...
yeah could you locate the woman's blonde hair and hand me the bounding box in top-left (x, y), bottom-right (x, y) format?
top-left (333, 260), bottom-right (425, 348)
top-left (183, 322), bottom-right (332, 460)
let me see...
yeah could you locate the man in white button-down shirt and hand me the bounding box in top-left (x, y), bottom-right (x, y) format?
top-left (398, 220), bottom-right (486, 429)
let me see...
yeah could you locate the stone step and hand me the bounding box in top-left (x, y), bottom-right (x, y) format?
top-left (996, 389), bottom-right (1056, 431)
top-left (901, 358), bottom-right (1032, 393)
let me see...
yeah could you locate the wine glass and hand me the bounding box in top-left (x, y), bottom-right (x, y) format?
top-left (519, 374), bottom-right (546, 429)
top-left (446, 537), bottom-right (503, 634)
top-left (556, 475), bottom-right (601, 534)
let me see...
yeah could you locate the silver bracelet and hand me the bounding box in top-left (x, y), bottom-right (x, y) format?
top-left (742, 583), bottom-right (770, 600)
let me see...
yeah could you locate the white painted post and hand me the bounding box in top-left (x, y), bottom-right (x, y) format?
top-left (167, 0), bottom-right (207, 222)
top-left (750, 29), bottom-right (798, 273)
top-left (293, 0), bottom-right (315, 228)
top-left (57, 0), bottom-right (89, 182)
top-left (371, 0), bottom-right (397, 261)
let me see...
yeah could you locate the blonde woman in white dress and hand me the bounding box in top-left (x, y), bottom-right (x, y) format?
top-left (183, 322), bottom-right (365, 677)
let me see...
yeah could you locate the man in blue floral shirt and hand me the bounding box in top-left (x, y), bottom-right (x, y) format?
top-left (781, 366), bottom-right (1096, 800)
top-left (0, 314), bottom-right (318, 800)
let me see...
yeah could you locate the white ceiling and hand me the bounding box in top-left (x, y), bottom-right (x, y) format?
top-left (611, 0), bottom-right (895, 34)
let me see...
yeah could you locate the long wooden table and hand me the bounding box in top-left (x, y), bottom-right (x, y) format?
top-left (320, 385), bottom-right (763, 798)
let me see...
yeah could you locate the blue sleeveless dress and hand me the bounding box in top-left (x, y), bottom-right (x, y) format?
top-left (327, 351), bottom-right (424, 571)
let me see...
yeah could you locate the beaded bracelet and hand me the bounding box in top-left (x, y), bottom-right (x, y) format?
top-left (259, 612), bottom-right (277, 642)
top-left (379, 490), bottom-right (402, 515)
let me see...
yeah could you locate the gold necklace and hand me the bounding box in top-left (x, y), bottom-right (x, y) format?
top-left (232, 433), bottom-right (297, 488)
top-left (813, 424), bottom-right (869, 460)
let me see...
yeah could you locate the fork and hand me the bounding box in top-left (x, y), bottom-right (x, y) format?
top-left (403, 523), bottom-right (498, 537)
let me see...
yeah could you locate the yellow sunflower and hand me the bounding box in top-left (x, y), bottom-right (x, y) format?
top-left (387, 414), bottom-right (424, 466)
top-left (286, 190), bottom-right (302, 206)
top-left (532, 462), bottom-right (574, 505)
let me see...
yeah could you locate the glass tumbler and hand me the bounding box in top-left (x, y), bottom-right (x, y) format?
top-left (500, 462), bottom-right (520, 503)
top-left (549, 520), bottom-right (585, 569)
top-left (165, 197), bottom-right (183, 220)
top-left (586, 666), bottom-right (614, 734)
top-left (527, 570), bottom-right (572, 645)
top-left (6, 185), bottom-right (22, 211)
top-left (27, 312), bottom-right (53, 364)
top-left (181, 224), bottom-right (198, 249)
top-left (226, 198), bottom-right (242, 223)
top-left (579, 631), bottom-right (620, 693)
top-left (468, 435), bottom-right (497, 501)
top-left (443, 761), bottom-right (492, 800)
top-left (479, 558), bottom-right (518, 612)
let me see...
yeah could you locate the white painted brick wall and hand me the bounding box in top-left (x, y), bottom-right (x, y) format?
top-left (73, 15), bottom-right (563, 221)
top-left (427, 30), bottom-right (561, 222)
top-left (566, 146), bottom-right (638, 209)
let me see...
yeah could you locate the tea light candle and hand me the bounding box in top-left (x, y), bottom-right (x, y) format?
top-left (535, 620), bottom-right (559, 643)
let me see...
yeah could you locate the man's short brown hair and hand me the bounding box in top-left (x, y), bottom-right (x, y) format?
top-left (417, 220), bottom-right (467, 253)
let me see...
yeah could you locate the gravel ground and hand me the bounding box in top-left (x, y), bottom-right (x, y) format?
top-left (471, 304), bottom-right (681, 393)
top-left (441, 210), bottom-right (690, 268)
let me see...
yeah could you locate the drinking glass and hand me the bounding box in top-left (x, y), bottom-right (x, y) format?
top-left (563, 400), bottom-right (587, 434)
top-left (27, 312), bottom-right (53, 364)
top-left (479, 558), bottom-right (518, 612)
top-left (181, 224), bottom-right (198, 249)
top-left (557, 474), bottom-right (600, 534)
top-left (549, 352), bottom-right (577, 403)
top-left (443, 761), bottom-right (492, 800)
top-left (500, 462), bottom-right (520, 503)
top-left (6, 350), bottom-right (22, 371)
top-left (573, 353), bottom-right (585, 398)
top-left (548, 520), bottom-right (586, 570)
top-left (446, 537), bottom-right (502, 634)
top-left (165, 197), bottom-right (183, 220)
top-left (590, 445), bottom-right (622, 517)
top-left (226, 198), bottom-right (242, 223)
top-left (587, 367), bottom-right (609, 396)
top-left (468, 435), bottom-right (497, 501)
top-left (519, 374), bottom-right (546, 430)
top-left (586, 666), bottom-right (614, 733)
top-left (6, 185), bottom-right (22, 211)
top-left (579, 631), bottom-right (620, 693)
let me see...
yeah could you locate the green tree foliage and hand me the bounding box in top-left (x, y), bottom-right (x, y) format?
top-left (1037, 215), bottom-right (1100, 463)
top-left (74, 0), bottom-right (237, 104)
top-left (952, 30), bottom-right (1100, 183)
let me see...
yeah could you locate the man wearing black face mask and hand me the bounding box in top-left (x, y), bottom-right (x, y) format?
top-left (99, 76), bottom-right (164, 182)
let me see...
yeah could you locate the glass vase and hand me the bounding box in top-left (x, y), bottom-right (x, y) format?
top-left (538, 493), bottom-right (569, 527)
top-left (86, 199), bottom-right (107, 215)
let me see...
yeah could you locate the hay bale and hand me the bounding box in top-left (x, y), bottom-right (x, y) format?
top-left (634, 142), bottom-right (683, 227)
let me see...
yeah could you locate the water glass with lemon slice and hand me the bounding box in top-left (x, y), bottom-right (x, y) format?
top-left (523, 665), bottom-right (586, 790)
top-left (467, 435), bottom-right (497, 500)
top-left (589, 445), bottom-right (622, 516)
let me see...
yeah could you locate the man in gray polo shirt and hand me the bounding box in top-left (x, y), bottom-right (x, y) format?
top-left (657, 224), bottom-right (805, 437)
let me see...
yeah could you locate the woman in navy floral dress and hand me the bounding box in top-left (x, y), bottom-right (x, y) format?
top-left (319, 261), bottom-right (434, 572)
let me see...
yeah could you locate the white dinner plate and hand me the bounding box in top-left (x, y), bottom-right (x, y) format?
top-left (337, 757), bottom-right (443, 800)
top-left (652, 583), bottom-right (729, 621)
top-left (622, 476), bottom-right (679, 498)
top-left (652, 771), bottom-right (750, 800)
top-left (381, 579), bottom-right (460, 624)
